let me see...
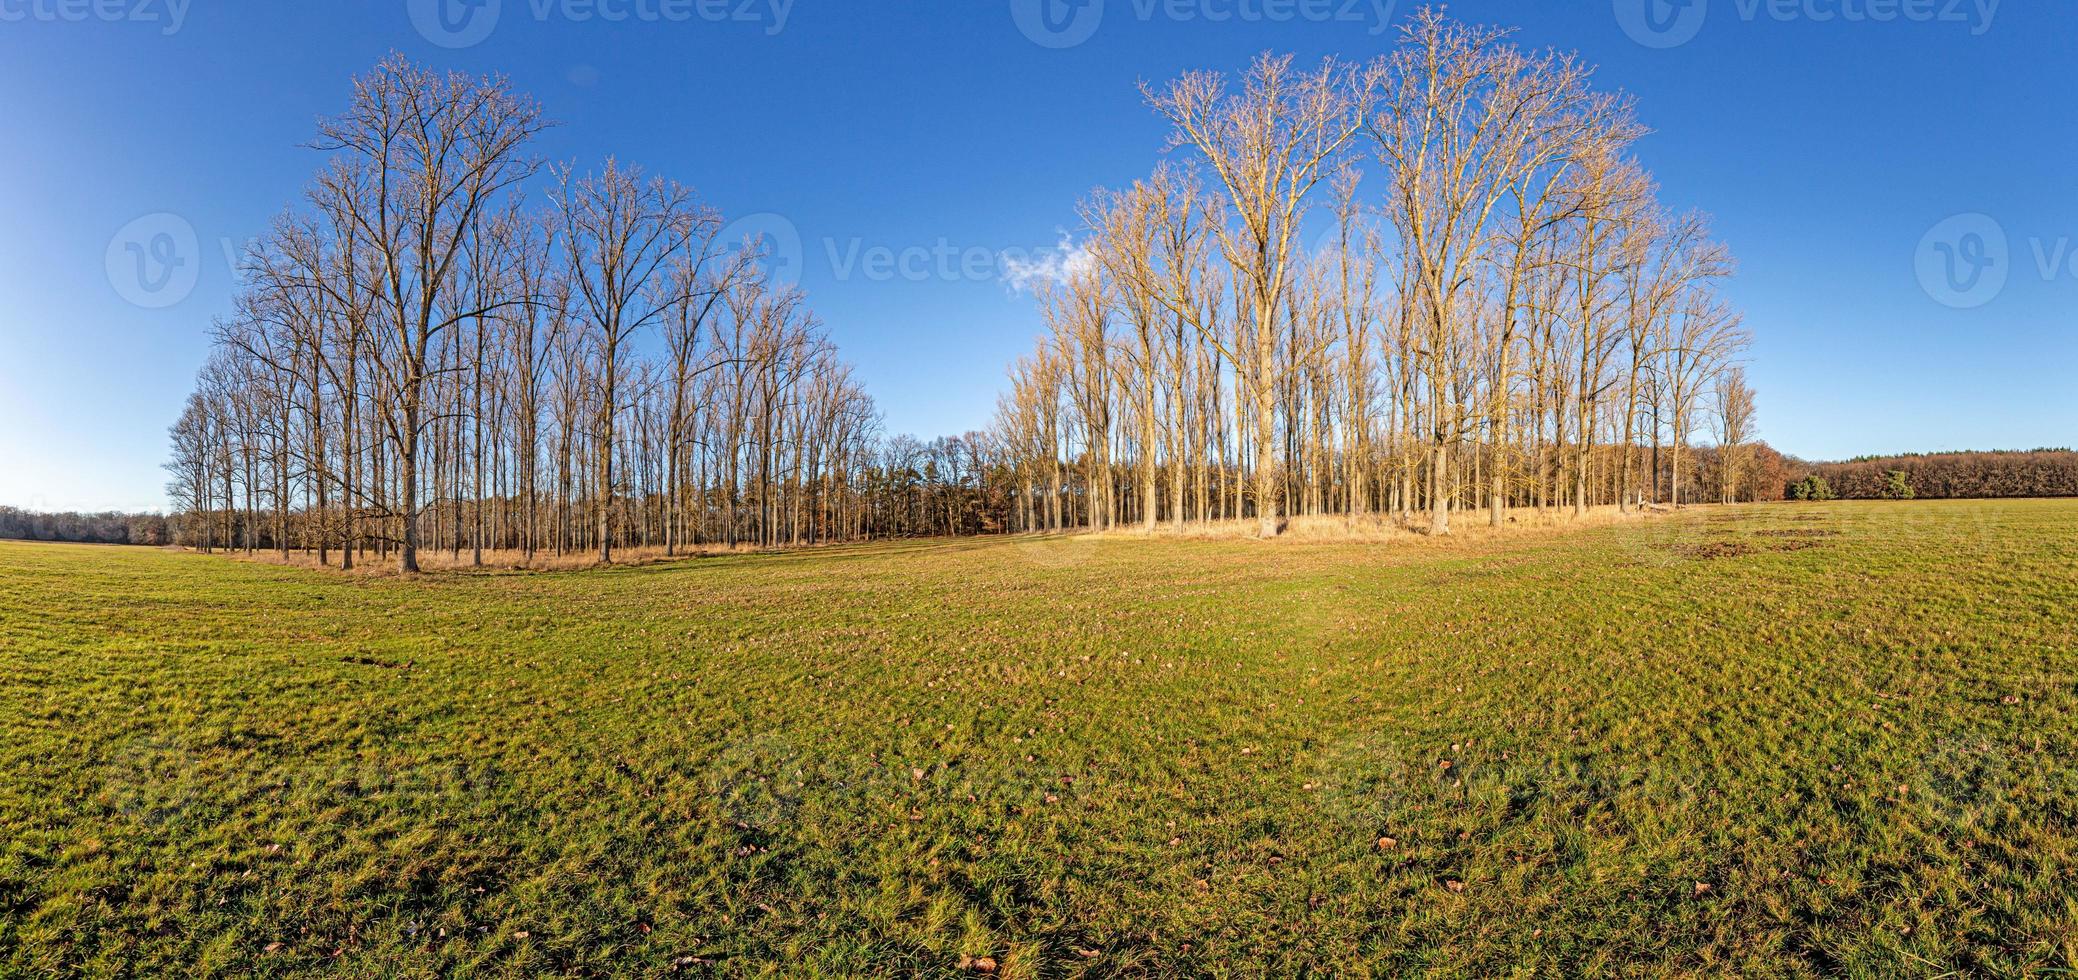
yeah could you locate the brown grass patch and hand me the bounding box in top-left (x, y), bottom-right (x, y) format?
top-left (1091, 504), bottom-right (1702, 549)
top-left (1767, 539), bottom-right (1833, 553)
top-left (1671, 540), bottom-right (1759, 560)
top-left (207, 541), bottom-right (786, 577)
top-left (202, 504), bottom-right (1734, 576)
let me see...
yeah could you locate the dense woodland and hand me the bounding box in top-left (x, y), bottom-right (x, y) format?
top-left (165, 11), bottom-right (1795, 568)
top-left (0, 508), bottom-right (168, 546)
top-left (1794, 450), bottom-right (2078, 500)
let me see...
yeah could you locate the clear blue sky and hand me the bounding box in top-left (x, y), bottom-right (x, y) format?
top-left (3, 0), bottom-right (2073, 512)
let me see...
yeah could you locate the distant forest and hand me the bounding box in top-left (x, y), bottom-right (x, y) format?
top-left (1787, 449), bottom-right (2078, 500)
top-left (0, 507), bottom-right (169, 546)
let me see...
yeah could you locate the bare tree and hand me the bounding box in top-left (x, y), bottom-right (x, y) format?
top-left (1712, 365), bottom-right (1758, 503)
top-left (1149, 52), bottom-right (1379, 537)
top-left (309, 56), bottom-right (544, 572)
top-left (554, 158), bottom-right (711, 563)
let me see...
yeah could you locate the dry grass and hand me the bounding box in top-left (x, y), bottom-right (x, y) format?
top-left (195, 505), bottom-right (1685, 577)
top-left (1096, 502), bottom-right (1678, 544)
top-left (209, 541), bottom-right (792, 577)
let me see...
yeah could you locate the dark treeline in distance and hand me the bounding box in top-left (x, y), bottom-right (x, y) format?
top-left (0, 507), bottom-right (169, 546)
top-left (1789, 449), bottom-right (2078, 501)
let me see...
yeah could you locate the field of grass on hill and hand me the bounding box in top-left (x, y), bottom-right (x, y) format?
top-left (2, 500), bottom-right (2075, 977)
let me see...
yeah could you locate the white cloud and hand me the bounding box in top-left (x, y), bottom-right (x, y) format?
top-left (1000, 232), bottom-right (1096, 294)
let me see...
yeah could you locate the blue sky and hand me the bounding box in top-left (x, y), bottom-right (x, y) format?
top-left (2, 0), bottom-right (2073, 511)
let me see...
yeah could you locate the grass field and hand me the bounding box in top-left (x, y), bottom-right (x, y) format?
top-left (3, 500), bottom-right (2075, 977)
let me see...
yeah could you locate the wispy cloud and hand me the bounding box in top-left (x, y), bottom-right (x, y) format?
top-left (1000, 232), bottom-right (1095, 294)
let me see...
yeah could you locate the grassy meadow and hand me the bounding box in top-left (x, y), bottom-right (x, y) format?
top-left (2, 500), bottom-right (2075, 977)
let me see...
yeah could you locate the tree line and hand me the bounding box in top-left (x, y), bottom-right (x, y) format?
top-left (169, 12), bottom-right (1784, 568)
top-left (0, 507), bottom-right (168, 546)
top-left (1789, 449), bottom-right (2078, 500)
top-left (166, 55), bottom-right (906, 570)
top-left (988, 9), bottom-right (1762, 536)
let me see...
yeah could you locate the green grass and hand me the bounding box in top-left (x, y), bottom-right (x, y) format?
top-left (3, 500), bottom-right (2076, 977)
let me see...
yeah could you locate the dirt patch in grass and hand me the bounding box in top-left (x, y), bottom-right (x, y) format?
top-left (1768, 538), bottom-right (1833, 553)
top-left (1671, 540), bottom-right (1758, 560)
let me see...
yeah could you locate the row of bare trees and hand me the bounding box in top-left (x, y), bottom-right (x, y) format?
top-left (165, 56), bottom-right (888, 569)
top-left (169, 15), bottom-right (1771, 563)
top-left (990, 9), bottom-right (1758, 536)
